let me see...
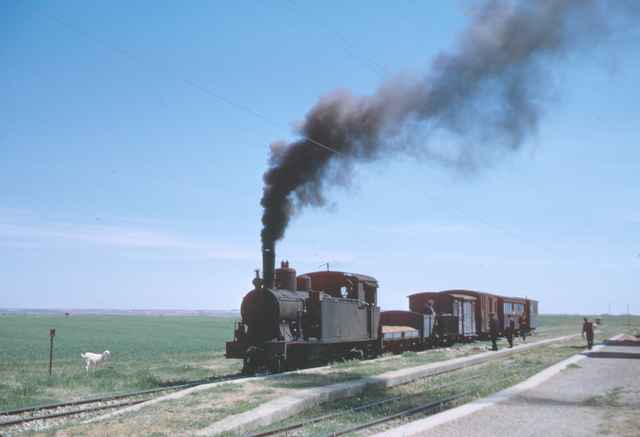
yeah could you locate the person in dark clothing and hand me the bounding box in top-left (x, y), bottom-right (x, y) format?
top-left (424, 299), bottom-right (436, 316)
top-left (489, 313), bottom-right (499, 351)
top-left (505, 316), bottom-right (515, 348)
top-left (519, 313), bottom-right (528, 342)
top-left (424, 299), bottom-right (437, 338)
top-left (582, 318), bottom-right (594, 350)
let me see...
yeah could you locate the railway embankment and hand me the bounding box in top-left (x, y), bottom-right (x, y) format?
top-left (197, 334), bottom-right (579, 436)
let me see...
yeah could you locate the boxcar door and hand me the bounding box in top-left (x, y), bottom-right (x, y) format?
top-left (453, 299), bottom-right (463, 336)
top-left (464, 300), bottom-right (476, 336)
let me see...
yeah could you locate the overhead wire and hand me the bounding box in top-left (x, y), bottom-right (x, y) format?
top-left (283, 0), bottom-right (388, 77)
top-left (41, 6), bottom-right (534, 249)
top-left (42, 12), bottom-right (343, 156)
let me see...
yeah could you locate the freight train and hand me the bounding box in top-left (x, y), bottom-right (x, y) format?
top-left (225, 247), bottom-right (538, 373)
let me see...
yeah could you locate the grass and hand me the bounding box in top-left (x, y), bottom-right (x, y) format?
top-left (3, 313), bottom-right (635, 436)
top-left (0, 315), bottom-right (240, 410)
top-left (40, 381), bottom-right (285, 437)
top-left (588, 387), bottom-right (640, 436)
top-left (584, 386), bottom-right (625, 407)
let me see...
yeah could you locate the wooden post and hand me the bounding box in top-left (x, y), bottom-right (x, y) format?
top-left (49, 328), bottom-right (56, 376)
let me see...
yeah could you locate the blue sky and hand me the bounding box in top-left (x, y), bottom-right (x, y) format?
top-left (2, 1), bottom-right (638, 314)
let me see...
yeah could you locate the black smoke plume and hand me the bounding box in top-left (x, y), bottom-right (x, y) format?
top-left (261, 0), bottom-right (636, 245)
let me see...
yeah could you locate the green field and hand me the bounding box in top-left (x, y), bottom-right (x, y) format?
top-left (0, 313), bottom-right (637, 411)
top-left (0, 315), bottom-right (240, 410)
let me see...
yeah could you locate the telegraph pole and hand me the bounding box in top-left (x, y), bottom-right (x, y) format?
top-left (48, 328), bottom-right (56, 376)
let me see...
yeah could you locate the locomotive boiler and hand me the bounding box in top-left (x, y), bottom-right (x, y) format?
top-left (225, 243), bottom-right (381, 373)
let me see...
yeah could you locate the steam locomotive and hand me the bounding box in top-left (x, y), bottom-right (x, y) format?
top-left (225, 244), bottom-right (380, 373)
top-left (225, 245), bottom-right (538, 373)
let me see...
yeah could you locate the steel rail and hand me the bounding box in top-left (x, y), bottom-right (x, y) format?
top-left (249, 371), bottom-right (503, 437)
top-left (250, 365), bottom-right (531, 437)
top-left (327, 369), bottom-right (539, 436)
top-left (0, 373), bottom-right (244, 417)
top-left (326, 392), bottom-right (467, 437)
top-left (0, 399), bottom-right (148, 427)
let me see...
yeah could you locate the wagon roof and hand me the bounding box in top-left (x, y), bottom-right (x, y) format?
top-left (440, 289), bottom-right (500, 297)
top-left (300, 271), bottom-right (378, 285)
top-left (498, 295), bottom-right (527, 302)
top-left (408, 289), bottom-right (496, 298)
top-left (407, 291), bottom-right (443, 298)
top-left (447, 293), bottom-right (477, 300)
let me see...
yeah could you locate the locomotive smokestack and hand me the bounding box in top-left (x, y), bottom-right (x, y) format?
top-left (262, 241), bottom-right (275, 290)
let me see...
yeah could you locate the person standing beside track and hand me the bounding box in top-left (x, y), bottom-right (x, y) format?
top-left (489, 313), bottom-right (499, 351)
top-left (582, 318), bottom-right (594, 350)
top-left (505, 315), bottom-right (515, 348)
top-left (424, 299), bottom-right (436, 316)
top-left (424, 299), bottom-right (437, 338)
top-left (519, 313), bottom-right (528, 342)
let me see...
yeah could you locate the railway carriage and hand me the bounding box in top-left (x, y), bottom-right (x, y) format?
top-left (408, 291), bottom-right (477, 339)
top-left (523, 298), bottom-right (539, 332)
top-left (497, 296), bottom-right (527, 333)
top-left (438, 290), bottom-right (499, 339)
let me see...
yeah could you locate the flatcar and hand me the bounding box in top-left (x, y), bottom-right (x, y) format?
top-left (381, 311), bottom-right (432, 353)
top-left (380, 310), bottom-right (460, 353)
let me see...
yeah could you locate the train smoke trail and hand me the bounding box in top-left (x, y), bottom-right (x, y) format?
top-left (261, 0), bottom-right (636, 245)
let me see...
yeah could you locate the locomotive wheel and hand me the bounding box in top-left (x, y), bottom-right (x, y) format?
top-left (343, 348), bottom-right (363, 360)
top-left (243, 346), bottom-right (260, 374)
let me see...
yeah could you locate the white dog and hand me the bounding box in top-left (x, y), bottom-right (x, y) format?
top-left (80, 350), bottom-right (111, 371)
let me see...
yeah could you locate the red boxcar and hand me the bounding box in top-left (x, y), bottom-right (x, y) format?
top-left (497, 295), bottom-right (527, 332)
top-left (408, 291), bottom-right (477, 339)
top-left (437, 290), bottom-right (499, 339)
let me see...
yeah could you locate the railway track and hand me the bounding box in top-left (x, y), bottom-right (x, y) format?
top-left (0, 372), bottom-right (245, 430)
top-left (327, 392), bottom-right (465, 437)
top-left (250, 368), bottom-right (529, 437)
top-left (0, 399), bottom-right (148, 428)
